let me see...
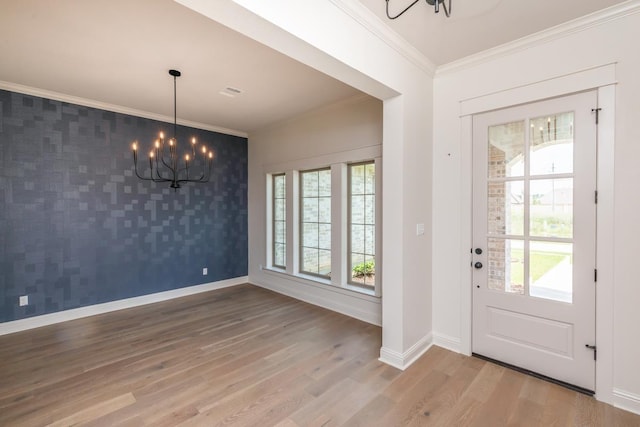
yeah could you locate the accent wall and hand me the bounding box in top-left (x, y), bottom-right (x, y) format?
top-left (0, 89), bottom-right (248, 323)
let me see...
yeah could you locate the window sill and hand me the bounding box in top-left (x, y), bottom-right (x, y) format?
top-left (260, 266), bottom-right (380, 302)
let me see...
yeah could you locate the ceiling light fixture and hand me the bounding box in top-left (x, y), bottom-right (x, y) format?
top-left (385, 0), bottom-right (451, 19)
top-left (131, 69), bottom-right (214, 191)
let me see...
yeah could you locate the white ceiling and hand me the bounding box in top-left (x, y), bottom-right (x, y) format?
top-left (359, 0), bottom-right (629, 66)
top-left (0, 0), bottom-right (362, 134)
top-left (0, 0), bottom-right (629, 134)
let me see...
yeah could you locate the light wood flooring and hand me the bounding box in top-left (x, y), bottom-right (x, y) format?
top-left (1, 284), bottom-right (638, 426)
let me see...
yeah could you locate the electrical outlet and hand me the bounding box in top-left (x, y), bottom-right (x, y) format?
top-left (203, 267), bottom-right (208, 275)
top-left (19, 295), bottom-right (28, 306)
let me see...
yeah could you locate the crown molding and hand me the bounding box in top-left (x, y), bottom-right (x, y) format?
top-left (436, 0), bottom-right (640, 76)
top-left (0, 80), bottom-right (248, 138)
top-left (328, 0), bottom-right (437, 76)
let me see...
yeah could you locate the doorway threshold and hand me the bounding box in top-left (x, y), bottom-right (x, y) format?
top-left (472, 352), bottom-right (595, 396)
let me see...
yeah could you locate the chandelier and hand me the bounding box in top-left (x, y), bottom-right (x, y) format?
top-left (385, 0), bottom-right (451, 19)
top-left (131, 69), bottom-right (214, 190)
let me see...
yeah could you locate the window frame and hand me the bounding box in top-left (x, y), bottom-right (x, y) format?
top-left (298, 167), bottom-right (332, 279)
top-left (347, 161), bottom-right (376, 289)
top-left (263, 150), bottom-right (381, 297)
top-left (271, 173), bottom-right (286, 269)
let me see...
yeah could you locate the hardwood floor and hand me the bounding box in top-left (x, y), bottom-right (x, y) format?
top-left (0, 284), bottom-right (638, 426)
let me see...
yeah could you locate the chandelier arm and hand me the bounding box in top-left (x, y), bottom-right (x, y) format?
top-left (159, 149), bottom-right (174, 173)
top-left (385, 0), bottom-right (420, 19)
top-left (175, 168), bottom-right (206, 183)
top-left (177, 161), bottom-right (210, 183)
top-left (151, 177), bottom-right (172, 183)
top-left (133, 152), bottom-right (156, 181)
top-left (153, 167), bottom-right (173, 182)
top-left (154, 154), bottom-right (170, 181)
top-left (177, 177), bottom-right (209, 184)
top-left (133, 165), bottom-right (156, 182)
top-left (175, 165), bottom-right (192, 177)
top-left (442, 0), bottom-right (450, 17)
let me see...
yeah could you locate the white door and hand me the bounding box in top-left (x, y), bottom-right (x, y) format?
top-left (472, 91), bottom-right (597, 391)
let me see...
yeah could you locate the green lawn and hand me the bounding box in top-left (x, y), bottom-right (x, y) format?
top-left (509, 249), bottom-right (568, 285)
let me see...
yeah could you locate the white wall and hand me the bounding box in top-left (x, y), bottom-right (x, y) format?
top-left (177, 0), bottom-right (435, 368)
top-left (433, 6), bottom-right (640, 412)
top-left (247, 96), bottom-right (384, 324)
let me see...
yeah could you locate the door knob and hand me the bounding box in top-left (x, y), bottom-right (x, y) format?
top-left (475, 248), bottom-right (483, 255)
top-left (474, 262), bottom-right (483, 269)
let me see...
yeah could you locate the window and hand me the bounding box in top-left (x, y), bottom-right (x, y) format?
top-left (265, 155), bottom-right (380, 296)
top-left (300, 168), bottom-right (331, 277)
top-left (348, 162), bottom-right (375, 287)
top-left (272, 173), bottom-right (286, 268)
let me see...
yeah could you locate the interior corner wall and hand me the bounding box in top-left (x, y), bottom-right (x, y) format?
top-left (0, 89), bottom-right (248, 323)
top-left (247, 96), bottom-right (384, 324)
top-left (433, 10), bottom-right (640, 411)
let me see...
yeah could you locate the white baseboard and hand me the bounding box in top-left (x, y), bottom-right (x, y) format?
top-left (432, 332), bottom-right (462, 353)
top-left (379, 332), bottom-right (433, 370)
top-left (249, 271), bottom-right (381, 326)
top-left (613, 388), bottom-right (640, 415)
top-left (0, 277), bottom-right (248, 336)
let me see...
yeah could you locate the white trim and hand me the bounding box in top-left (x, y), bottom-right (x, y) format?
top-left (459, 114), bottom-right (473, 356)
top-left (459, 63), bottom-right (617, 117)
top-left (379, 346), bottom-right (405, 370)
top-left (595, 84), bottom-right (616, 405)
top-left (613, 388), bottom-right (640, 415)
top-left (459, 66), bottom-right (616, 402)
top-left (263, 144), bottom-right (382, 176)
top-left (379, 332), bottom-right (433, 370)
top-left (328, 0), bottom-right (436, 76)
top-left (437, 1), bottom-right (640, 76)
top-left (433, 332), bottom-right (462, 353)
top-left (0, 80), bottom-right (248, 138)
top-left (0, 277), bottom-right (247, 336)
top-left (251, 269), bottom-right (382, 326)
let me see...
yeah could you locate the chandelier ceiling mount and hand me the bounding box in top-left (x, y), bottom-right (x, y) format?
top-left (385, 0), bottom-right (451, 20)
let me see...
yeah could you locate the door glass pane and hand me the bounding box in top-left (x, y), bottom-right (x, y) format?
top-left (488, 121), bottom-right (525, 178)
top-left (530, 179), bottom-right (573, 238)
top-left (530, 112), bottom-right (574, 175)
top-left (488, 238), bottom-right (524, 294)
top-left (488, 180), bottom-right (524, 236)
top-left (529, 241), bottom-right (573, 303)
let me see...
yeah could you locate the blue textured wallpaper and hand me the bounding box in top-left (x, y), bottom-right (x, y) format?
top-left (0, 89), bottom-right (248, 323)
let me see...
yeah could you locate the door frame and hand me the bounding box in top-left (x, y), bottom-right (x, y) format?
top-left (457, 63), bottom-right (616, 403)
